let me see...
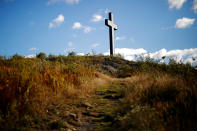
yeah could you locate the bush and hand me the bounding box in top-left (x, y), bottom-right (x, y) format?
top-left (12, 54), bottom-right (23, 59)
top-left (36, 52), bottom-right (47, 60)
top-left (68, 51), bottom-right (76, 56)
top-left (48, 54), bottom-right (57, 61)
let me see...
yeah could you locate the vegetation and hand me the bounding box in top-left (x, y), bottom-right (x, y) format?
top-left (0, 54), bottom-right (196, 130)
top-left (36, 52), bottom-right (47, 60)
top-left (0, 54), bottom-right (96, 130)
top-left (68, 51), bottom-right (77, 56)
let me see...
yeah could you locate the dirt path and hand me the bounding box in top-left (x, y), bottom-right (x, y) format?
top-left (33, 74), bottom-right (126, 131)
top-left (76, 77), bottom-right (129, 131)
top-left (75, 76), bottom-right (162, 131)
top-left (9, 74), bottom-right (163, 131)
top-left (21, 73), bottom-right (161, 131)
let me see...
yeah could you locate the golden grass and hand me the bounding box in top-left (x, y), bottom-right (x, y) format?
top-left (0, 55), bottom-right (196, 130)
top-left (0, 58), bottom-right (96, 121)
top-left (121, 72), bottom-right (197, 130)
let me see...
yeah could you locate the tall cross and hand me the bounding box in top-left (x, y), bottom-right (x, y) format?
top-left (105, 12), bottom-right (118, 56)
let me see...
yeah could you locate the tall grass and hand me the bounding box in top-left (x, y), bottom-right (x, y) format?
top-left (0, 54), bottom-right (196, 130)
top-left (118, 72), bottom-right (197, 130)
top-left (0, 56), bottom-right (96, 121)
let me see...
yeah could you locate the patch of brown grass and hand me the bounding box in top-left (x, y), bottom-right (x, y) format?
top-left (123, 73), bottom-right (197, 130)
top-left (0, 57), bottom-right (96, 124)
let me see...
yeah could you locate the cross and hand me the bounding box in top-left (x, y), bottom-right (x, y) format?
top-left (105, 12), bottom-right (118, 56)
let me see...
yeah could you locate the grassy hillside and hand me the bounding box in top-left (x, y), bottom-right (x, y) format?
top-left (0, 54), bottom-right (196, 130)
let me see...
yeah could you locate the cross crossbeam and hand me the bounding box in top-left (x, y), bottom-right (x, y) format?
top-left (105, 12), bottom-right (118, 56)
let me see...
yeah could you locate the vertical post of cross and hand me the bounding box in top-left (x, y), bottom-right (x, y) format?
top-left (105, 12), bottom-right (118, 56)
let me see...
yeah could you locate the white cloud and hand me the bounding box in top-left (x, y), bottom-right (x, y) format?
top-left (103, 48), bottom-right (147, 61)
top-left (92, 43), bottom-right (100, 48)
top-left (72, 22), bottom-right (94, 33)
top-left (115, 36), bottom-right (126, 41)
top-left (77, 53), bottom-right (85, 56)
top-left (149, 49), bottom-right (167, 60)
top-left (49, 14), bottom-right (64, 29)
top-left (47, 0), bottom-right (80, 5)
top-left (72, 22), bottom-right (82, 29)
top-left (175, 17), bottom-right (195, 29)
top-left (25, 54), bottom-right (36, 58)
top-left (29, 47), bottom-right (38, 51)
top-left (168, 0), bottom-right (187, 9)
top-left (91, 14), bottom-right (103, 22)
top-left (68, 41), bottom-right (73, 47)
top-left (103, 48), bottom-right (197, 66)
top-left (193, 0), bottom-right (197, 13)
top-left (164, 48), bottom-right (197, 63)
top-left (90, 9), bottom-right (110, 23)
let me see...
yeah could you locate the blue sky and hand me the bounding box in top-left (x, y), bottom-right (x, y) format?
top-left (0, 0), bottom-right (197, 64)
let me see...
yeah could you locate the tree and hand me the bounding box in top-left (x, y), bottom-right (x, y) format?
top-left (48, 54), bottom-right (57, 61)
top-left (12, 53), bottom-right (23, 59)
top-left (68, 51), bottom-right (76, 56)
top-left (36, 52), bottom-right (47, 60)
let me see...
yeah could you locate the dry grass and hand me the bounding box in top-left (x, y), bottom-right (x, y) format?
top-left (0, 57), bottom-right (96, 124)
top-left (0, 55), bottom-right (196, 130)
top-left (120, 72), bottom-right (197, 130)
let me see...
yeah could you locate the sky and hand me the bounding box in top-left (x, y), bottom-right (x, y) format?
top-left (0, 0), bottom-right (197, 65)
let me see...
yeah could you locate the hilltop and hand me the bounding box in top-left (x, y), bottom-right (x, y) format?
top-left (0, 54), bottom-right (197, 131)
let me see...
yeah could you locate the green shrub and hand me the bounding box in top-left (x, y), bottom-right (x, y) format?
top-left (36, 52), bottom-right (47, 60)
top-left (12, 54), bottom-right (23, 60)
top-left (48, 54), bottom-right (57, 61)
top-left (68, 51), bottom-right (76, 56)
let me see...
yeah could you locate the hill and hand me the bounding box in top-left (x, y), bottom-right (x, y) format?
top-left (0, 55), bottom-right (197, 131)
